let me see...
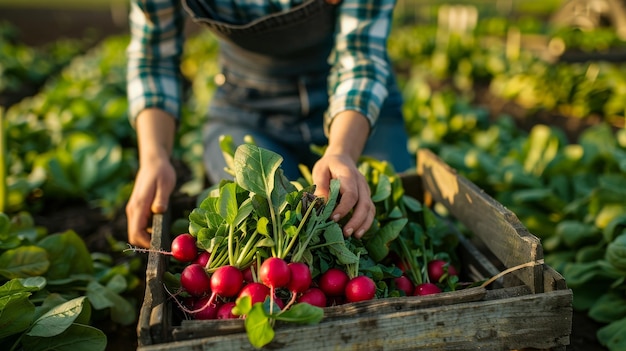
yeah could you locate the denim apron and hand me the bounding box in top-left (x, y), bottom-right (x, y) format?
top-left (182, 0), bottom-right (412, 183)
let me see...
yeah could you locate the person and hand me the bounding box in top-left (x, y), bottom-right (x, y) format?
top-left (124, 0), bottom-right (413, 249)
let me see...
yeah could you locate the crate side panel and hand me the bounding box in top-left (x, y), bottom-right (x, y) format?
top-left (417, 149), bottom-right (544, 292)
top-left (137, 212), bottom-right (172, 346)
top-left (137, 290), bottom-right (572, 351)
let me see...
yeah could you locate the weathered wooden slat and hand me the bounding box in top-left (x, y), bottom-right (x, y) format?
top-left (417, 149), bottom-right (544, 293)
top-left (138, 289), bottom-right (572, 351)
top-left (137, 212), bottom-right (172, 346)
top-left (173, 287), bottom-right (488, 341)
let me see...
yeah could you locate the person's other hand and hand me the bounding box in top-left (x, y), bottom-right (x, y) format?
top-left (125, 158), bottom-right (176, 248)
top-left (312, 153), bottom-right (374, 239)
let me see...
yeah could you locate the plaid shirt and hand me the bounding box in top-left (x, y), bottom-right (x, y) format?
top-left (126, 0), bottom-right (396, 130)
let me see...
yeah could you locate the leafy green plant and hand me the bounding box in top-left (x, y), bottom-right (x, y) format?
top-left (0, 212), bottom-right (141, 351)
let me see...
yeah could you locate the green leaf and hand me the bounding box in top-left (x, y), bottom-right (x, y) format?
top-left (234, 198), bottom-right (254, 227)
top-left (233, 295), bottom-right (252, 317)
top-left (0, 213), bottom-right (10, 237)
top-left (365, 218), bottom-right (408, 262)
top-left (606, 233), bottom-right (626, 271)
top-left (27, 296), bottom-right (89, 338)
top-left (402, 195), bottom-right (423, 213)
top-left (105, 273), bottom-right (128, 294)
top-left (219, 134), bottom-right (237, 175)
top-left (604, 215), bottom-right (626, 243)
top-left (371, 174), bottom-right (392, 202)
top-left (218, 182), bottom-right (239, 225)
top-left (34, 293), bottom-right (69, 321)
top-left (563, 261), bottom-right (604, 287)
top-left (86, 280), bottom-right (136, 325)
top-left (323, 225), bottom-right (359, 265)
top-left (589, 292), bottom-right (626, 324)
top-left (257, 217), bottom-right (270, 236)
top-left (0, 291), bottom-right (35, 338)
top-left (0, 245), bottom-right (49, 279)
top-left (0, 278), bottom-right (42, 298)
top-left (523, 124), bottom-right (562, 176)
top-left (22, 323), bottom-right (106, 351)
top-left (556, 220), bottom-right (600, 248)
top-left (244, 302), bottom-right (275, 349)
top-left (37, 230), bottom-right (93, 280)
top-left (234, 144), bottom-right (282, 200)
top-left (274, 303), bottom-right (323, 324)
top-left (313, 179), bottom-right (340, 224)
top-left (597, 317), bottom-right (626, 351)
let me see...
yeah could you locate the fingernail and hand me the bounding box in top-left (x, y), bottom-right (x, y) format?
top-left (356, 229), bottom-right (365, 238)
top-left (344, 228), bottom-right (354, 237)
top-left (332, 214), bottom-right (340, 221)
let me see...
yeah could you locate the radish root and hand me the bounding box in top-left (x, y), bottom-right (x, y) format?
top-left (123, 244), bottom-right (172, 256)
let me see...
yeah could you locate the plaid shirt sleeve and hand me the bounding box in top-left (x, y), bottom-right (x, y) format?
top-left (325, 0), bottom-right (396, 133)
top-left (126, 0), bottom-right (186, 126)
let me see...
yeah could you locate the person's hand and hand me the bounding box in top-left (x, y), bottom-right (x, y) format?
top-left (126, 108), bottom-right (177, 248)
top-left (125, 157), bottom-right (176, 248)
top-left (312, 153), bottom-right (374, 239)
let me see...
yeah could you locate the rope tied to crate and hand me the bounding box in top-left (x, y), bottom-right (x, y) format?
top-left (480, 259), bottom-right (545, 288)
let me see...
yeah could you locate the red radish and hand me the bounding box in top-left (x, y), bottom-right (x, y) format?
top-left (259, 257), bottom-right (291, 289)
top-left (192, 296), bottom-right (219, 320)
top-left (126, 233), bottom-right (198, 263)
top-left (318, 268), bottom-right (349, 296)
top-left (180, 264), bottom-right (211, 297)
top-left (171, 233), bottom-right (198, 262)
top-left (238, 282), bottom-right (270, 305)
top-left (345, 276), bottom-right (377, 303)
top-left (327, 295), bottom-right (345, 306)
top-left (216, 301), bottom-right (237, 319)
top-left (297, 287), bottom-right (327, 308)
top-left (273, 293), bottom-right (286, 310)
top-left (391, 254), bottom-right (409, 273)
top-left (242, 265), bottom-right (255, 283)
top-left (287, 262), bottom-right (312, 293)
top-left (393, 275), bottom-right (414, 296)
top-left (178, 265), bottom-right (243, 316)
top-left (193, 251), bottom-right (211, 267)
top-left (427, 259), bottom-right (458, 283)
top-left (414, 282), bottom-right (442, 296)
top-left (210, 265), bottom-right (244, 298)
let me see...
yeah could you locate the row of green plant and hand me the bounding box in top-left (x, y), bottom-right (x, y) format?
top-left (0, 21), bottom-right (88, 107)
top-left (392, 20), bottom-right (626, 349)
top-left (389, 16), bottom-right (626, 126)
top-left (0, 30), bottom-right (142, 351)
top-left (0, 22), bottom-right (219, 349)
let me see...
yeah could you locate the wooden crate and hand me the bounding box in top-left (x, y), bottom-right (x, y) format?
top-left (136, 149), bottom-right (573, 351)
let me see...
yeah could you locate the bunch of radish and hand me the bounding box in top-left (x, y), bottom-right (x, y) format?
top-left (166, 238), bottom-right (380, 320)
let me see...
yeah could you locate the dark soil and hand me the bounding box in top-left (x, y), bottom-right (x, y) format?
top-left (0, 4), bottom-right (611, 351)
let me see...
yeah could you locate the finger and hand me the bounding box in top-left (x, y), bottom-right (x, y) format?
top-left (343, 181), bottom-right (374, 238)
top-left (126, 202), bottom-right (152, 248)
top-left (331, 175), bottom-right (359, 222)
top-left (151, 184), bottom-right (170, 214)
top-left (126, 195), bottom-right (152, 248)
top-left (312, 166), bottom-right (332, 200)
top-left (351, 200), bottom-right (375, 239)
